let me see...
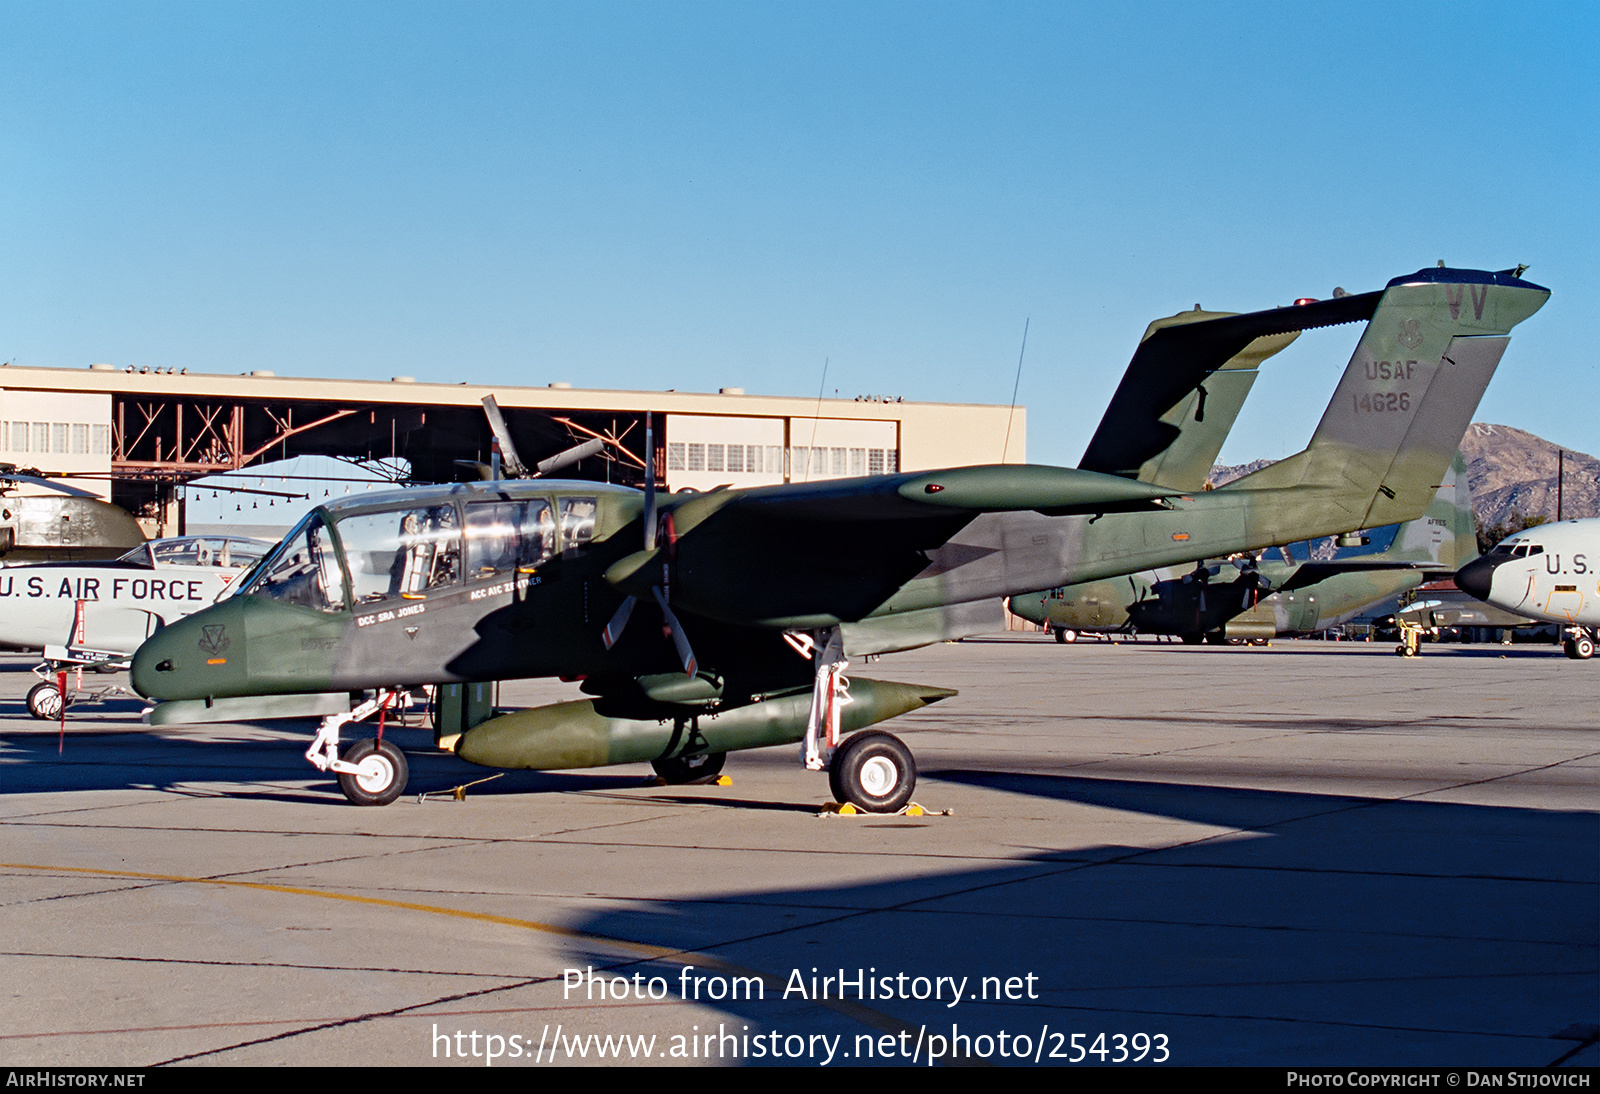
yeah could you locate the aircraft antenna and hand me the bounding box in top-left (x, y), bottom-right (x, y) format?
top-left (804, 357), bottom-right (829, 482)
top-left (643, 411), bottom-right (656, 550)
top-left (1001, 318), bottom-right (1029, 464)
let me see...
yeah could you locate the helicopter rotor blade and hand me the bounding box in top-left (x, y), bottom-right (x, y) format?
top-left (480, 395), bottom-right (529, 478)
top-left (532, 438), bottom-right (604, 477)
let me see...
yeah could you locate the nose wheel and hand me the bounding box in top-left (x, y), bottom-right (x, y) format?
top-left (336, 738), bottom-right (409, 806)
top-left (1564, 631), bottom-right (1595, 660)
top-left (828, 731), bottom-right (916, 813)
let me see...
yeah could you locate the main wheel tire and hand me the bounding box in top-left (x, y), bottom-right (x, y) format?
top-left (1570, 634), bottom-right (1595, 660)
top-left (336, 738), bottom-right (409, 806)
top-left (651, 751), bottom-right (727, 784)
top-left (26, 681), bottom-right (65, 720)
top-left (828, 731), bottom-right (916, 814)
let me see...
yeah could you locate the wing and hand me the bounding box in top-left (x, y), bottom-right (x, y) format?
top-left (1274, 559), bottom-right (1440, 593)
top-left (615, 465), bottom-right (1182, 628)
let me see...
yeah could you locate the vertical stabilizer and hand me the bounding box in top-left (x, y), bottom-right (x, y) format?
top-left (1222, 269), bottom-right (1548, 534)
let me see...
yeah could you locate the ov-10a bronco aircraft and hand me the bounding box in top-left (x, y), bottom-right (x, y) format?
top-left (131, 266), bottom-right (1549, 810)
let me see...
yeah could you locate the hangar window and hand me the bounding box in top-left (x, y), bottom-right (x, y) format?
top-left (667, 443), bottom-right (686, 471)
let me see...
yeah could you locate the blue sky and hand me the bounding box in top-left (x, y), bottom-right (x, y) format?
top-left (2, 2), bottom-right (1594, 469)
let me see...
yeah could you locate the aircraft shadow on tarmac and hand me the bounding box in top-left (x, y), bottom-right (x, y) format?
top-left (0, 722), bottom-right (653, 801)
top-left (552, 772), bottom-right (1597, 1067)
top-left (2, 714), bottom-right (1594, 1064)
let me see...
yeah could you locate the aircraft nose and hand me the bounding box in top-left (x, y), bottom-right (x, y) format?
top-left (132, 602), bottom-right (242, 701)
top-left (1454, 555), bottom-right (1503, 602)
top-left (131, 618), bottom-right (191, 699)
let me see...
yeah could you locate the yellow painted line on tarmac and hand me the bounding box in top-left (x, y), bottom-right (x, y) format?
top-left (2, 861), bottom-right (932, 1048)
top-left (5, 860), bottom-right (670, 955)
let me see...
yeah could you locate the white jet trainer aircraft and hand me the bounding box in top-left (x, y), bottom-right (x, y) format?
top-left (0, 535), bottom-right (272, 717)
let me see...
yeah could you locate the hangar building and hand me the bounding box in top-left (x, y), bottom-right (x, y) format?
top-left (0, 364), bottom-right (1026, 536)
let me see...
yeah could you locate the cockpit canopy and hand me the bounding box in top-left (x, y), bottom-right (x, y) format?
top-left (1487, 538), bottom-right (1544, 558)
top-left (234, 491), bottom-right (602, 612)
top-left (116, 536), bottom-right (272, 570)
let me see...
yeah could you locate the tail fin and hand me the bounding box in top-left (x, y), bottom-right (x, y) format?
top-left (1367, 450), bottom-right (1478, 569)
top-left (1223, 268), bottom-right (1548, 533)
top-left (1121, 311), bottom-right (1291, 491)
top-left (1080, 294), bottom-right (1384, 490)
top-left (1429, 450), bottom-right (1479, 571)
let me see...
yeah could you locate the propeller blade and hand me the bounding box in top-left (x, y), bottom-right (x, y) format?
top-left (651, 586), bottom-right (698, 678)
top-left (480, 395), bottom-right (529, 478)
top-left (603, 596), bottom-right (637, 649)
top-left (533, 437), bottom-right (604, 477)
top-left (642, 411), bottom-right (657, 552)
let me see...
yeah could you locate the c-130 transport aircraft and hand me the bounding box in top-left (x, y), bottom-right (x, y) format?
top-left (131, 266), bottom-right (1548, 810)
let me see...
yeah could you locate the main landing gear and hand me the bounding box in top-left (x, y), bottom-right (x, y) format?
top-left (828, 731), bottom-right (917, 813)
top-left (790, 628), bottom-right (918, 813)
top-left (1563, 628), bottom-right (1595, 660)
top-left (651, 751), bottom-right (727, 784)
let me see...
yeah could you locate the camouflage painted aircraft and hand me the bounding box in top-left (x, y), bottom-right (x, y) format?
top-left (1010, 453), bottom-right (1479, 645)
top-left (130, 266), bottom-right (1548, 810)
